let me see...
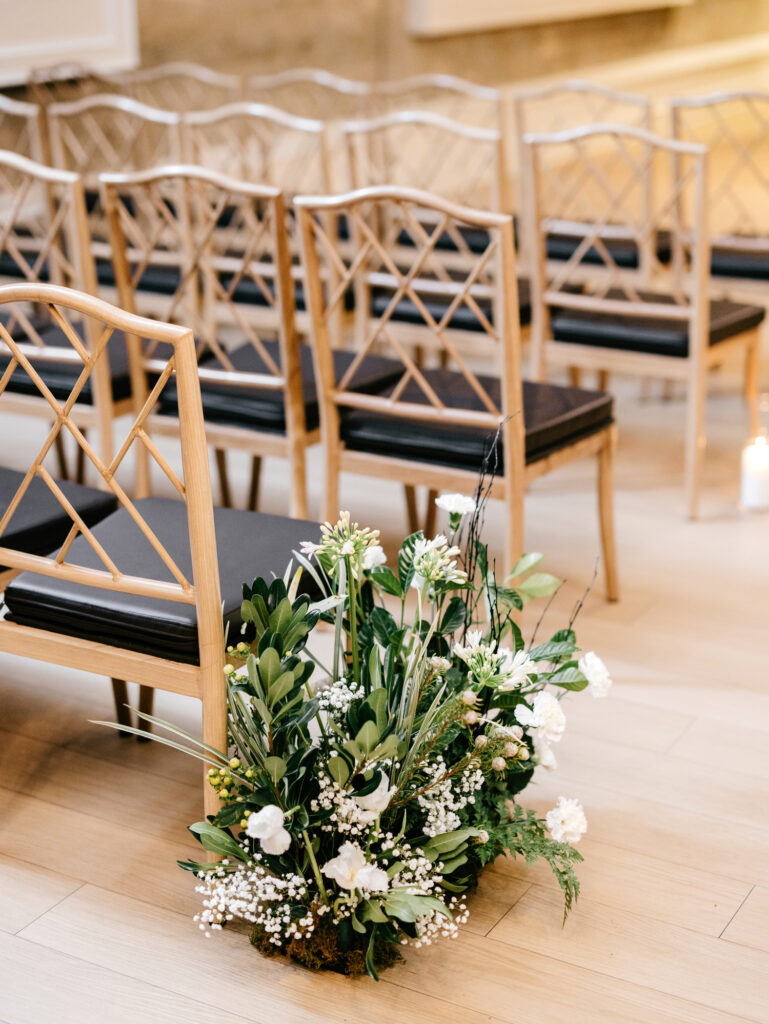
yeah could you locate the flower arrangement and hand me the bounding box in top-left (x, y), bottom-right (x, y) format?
top-left (106, 493), bottom-right (611, 979)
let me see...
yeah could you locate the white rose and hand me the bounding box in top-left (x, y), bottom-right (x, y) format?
top-left (515, 691), bottom-right (566, 744)
top-left (435, 493), bottom-right (477, 516)
top-left (579, 651), bottom-right (612, 698)
top-left (246, 804), bottom-right (292, 855)
top-left (362, 544), bottom-right (387, 570)
top-left (322, 841), bottom-right (389, 892)
top-left (352, 774), bottom-right (396, 823)
top-left (546, 797), bottom-right (587, 843)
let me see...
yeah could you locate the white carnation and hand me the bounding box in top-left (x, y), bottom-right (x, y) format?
top-left (435, 493), bottom-right (476, 516)
top-left (362, 544), bottom-right (387, 570)
top-left (514, 691), bottom-right (566, 743)
top-left (579, 651), bottom-right (612, 698)
top-left (546, 797), bottom-right (587, 843)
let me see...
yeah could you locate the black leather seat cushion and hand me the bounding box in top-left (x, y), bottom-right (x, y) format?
top-left (0, 465), bottom-right (117, 564)
top-left (221, 274), bottom-right (356, 315)
top-left (371, 276), bottom-right (533, 329)
top-left (551, 291), bottom-right (765, 358)
top-left (0, 250), bottom-right (50, 282)
top-left (710, 245), bottom-right (769, 281)
top-left (340, 368), bottom-right (613, 472)
top-left (95, 258), bottom-right (183, 296)
top-left (0, 324), bottom-right (132, 403)
top-left (544, 229), bottom-right (672, 268)
top-left (159, 340), bottom-right (403, 434)
top-left (4, 499), bottom-right (321, 663)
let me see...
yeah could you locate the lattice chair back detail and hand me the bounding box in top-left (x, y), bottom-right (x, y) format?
top-left (101, 165), bottom-right (310, 512)
top-left (0, 96), bottom-right (45, 162)
top-left (372, 75), bottom-right (504, 135)
top-left (0, 281), bottom-right (227, 817)
top-left (46, 94), bottom-right (183, 270)
top-left (670, 91), bottom-right (769, 274)
top-left (343, 110), bottom-right (505, 212)
top-left (105, 62), bottom-right (242, 111)
top-left (297, 186), bottom-right (525, 521)
top-left (524, 123), bottom-right (708, 375)
top-left (247, 68), bottom-right (371, 122)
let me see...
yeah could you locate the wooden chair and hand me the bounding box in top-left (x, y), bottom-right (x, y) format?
top-left (105, 61), bottom-right (241, 111)
top-left (0, 281), bottom-right (318, 817)
top-left (247, 68), bottom-right (370, 121)
top-left (0, 95), bottom-right (44, 162)
top-left (46, 94), bottom-right (182, 301)
top-left (0, 152), bottom-right (125, 474)
top-left (670, 90), bottom-right (769, 297)
top-left (297, 185), bottom-right (618, 597)
top-left (523, 123), bottom-right (764, 519)
top-left (371, 74), bottom-right (505, 139)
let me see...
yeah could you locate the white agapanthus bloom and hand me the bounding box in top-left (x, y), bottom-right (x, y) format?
top-left (322, 841), bottom-right (389, 892)
top-left (362, 544), bottom-right (387, 570)
top-left (514, 690), bottom-right (566, 743)
top-left (352, 774), bottom-right (396, 823)
top-left (453, 629), bottom-right (485, 664)
top-left (546, 797), bottom-right (587, 843)
top-left (497, 648), bottom-right (537, 691)
top-left (579, 651), bottom-right (612, 698)
top-left (410, 534), bottom-right (466, 592)
top-left (299, 540), bottom-right (320, 556)
top-left (246, 805), bottom-right (292, 855)
top-left (435, 493), bottom-right (476, 516)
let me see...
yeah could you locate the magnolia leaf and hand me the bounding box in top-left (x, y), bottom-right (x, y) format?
top-left (517, 572), bottom-right (562, 602)
top-left (507, 552), bottom-right (544, 580)
top-left (263, 756), bottom-right (287, 783)
top-left (548, 664), bottom-right (589, 691)
top-left (267, 671), bottom-right (295, 707)
top-left (328, 755), bottom-right (351, 786)
top-left (421, 828), bottom-right (480, 859)
top-left (189, 822), bottom-right (248, 861)
top-left (258, 647), bottom-right (281, 687)
top-left (355, 719), bottom-right (380, 755)
top-left (370, 733), bottom-right (399, 762)
top-left (528, 640), bottom-right (577, 661)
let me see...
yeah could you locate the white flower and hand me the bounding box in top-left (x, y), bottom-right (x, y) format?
top-left (476, 829), bottom-right (490, 844)
top-left (322, 842), bottom-right (389, 892)
top-left (579, 651), bottom-right (612, 699)
top-left (497, 648), bottom-right (536, 691)
top-left (546, 797), bottom-right (587, 843)
top-left (533, 732), bottom-right (557, 771)
top-left (461, 689), bottom-right (477, 706)
top-left (462, 709), bottom-right (480, 725)
top-left (453, 629), bottom-right (485, 664)
top-left (340, 540), bottom-right (355, 556)
top-left (299, 540), bottom-right (319, 556)
top-left (352, 775), bottom-right (396, 823)
top-left (429, 655), bottom-right (451, 674)
top-left (362, 544), bottom-right (387, 570)
top-left (515, 691), bottom-right (566, 744)
top-left (410, 535), bottom-right (466, 591)
top-left (246, 805), bottom-right (292, 855)
top-left (491, 756), bottom-right (506, 771)
top-left (435, 493), bottom-right (476, 517)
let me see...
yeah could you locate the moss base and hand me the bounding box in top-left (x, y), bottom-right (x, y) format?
top-left (249, 914), bottom-right (403, 976)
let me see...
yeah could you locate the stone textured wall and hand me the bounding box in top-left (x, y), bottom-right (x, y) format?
top-left (136, 0), bottom-right (768, 85)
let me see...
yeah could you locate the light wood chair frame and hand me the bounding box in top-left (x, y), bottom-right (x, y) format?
top-left (101, 164), bottom-right (312, 517)
top-left (524, 122), bottom-right (761, 519)
top-left (0, 95), bottom-right (45, 163)
top-left (105, 61), bottom-right (241, 111)
top-left (0, 151), bottom-right (121, 465)
top-left (297, 184), bottom-right (618, 595)
top-left (246, 67), bottom-right (371, 121)
top-left (0, 281), bottom-right (226, 818)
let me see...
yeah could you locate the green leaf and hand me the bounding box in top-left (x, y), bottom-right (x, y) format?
top-left (188, 822), bottom-right (248, 861)
top-left (365, 927), bottom-right (379, 981)
top-left (529, 640), bottom-right (577, 661)
top-left (267, 670), bottom-right (295, 707)
top-left (369, 566), bottom-right (402, 596)
top-left (369, 733), bottom-right (399, 762)
top-left (383, 891), bottom-right (450, 923)
top-left (439, 596), bottom-right (467, 634)
top-left (438, 852), bottom-right (468, 874)
top-left (359, 899), bottom-right (388, 923)
top-left (328, 755), bottom-right (351, 786)
top-left (263, 756), bottom-right (287, 783)
top-left (258, 647), bottom-right (281, 687)
top-left (365, 687), bottom-right (388, 734)
top-left (421, 828), bottom-right (480, 859)
top-left (517, 572), bottom-right (562, 602)
top-left (507, 552), bottom-right (544, 580)
top-left (547, 663), bottom-right (589, 691)
top-left (269, 597), bottom-right (293, 634)
top-left (398, 531), bottom-right (422, 590)
top-left (355, 719), bottom-right (380, 755)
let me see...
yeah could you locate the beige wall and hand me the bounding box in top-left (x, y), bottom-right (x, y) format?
top-left (137, 0), bottom-right (769, 85)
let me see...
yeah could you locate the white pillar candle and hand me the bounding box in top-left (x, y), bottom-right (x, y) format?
top-left (741, 435), bottom-right (769, 510)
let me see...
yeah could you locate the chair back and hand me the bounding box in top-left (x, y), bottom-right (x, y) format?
top-left (296, 185), bottom-right (523, 471)
top-left (106, 61), bottom-right (241, 111)
top-left (523, 123), bottom-right (708, 375)
top-left (101, 165), bottom-right (301, 489)
top-left (372, 74), bottom-right (503, 134)
top-left (0, 96), bottom-right (44, 162)
top-left (671, 90), bottom-right (769, 251)
top-left (0, 282), bottom-right (222, 659)
top-left (182, 101), bottom-right (332, 196)
top-left (342, 109), bottom-right (506, 211)
top-left (247, 68), bottom-right (370, 121)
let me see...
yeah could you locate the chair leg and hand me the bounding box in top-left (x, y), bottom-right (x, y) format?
top-left (597, 430), bottom-right (619, 602)
top-left (745, 335), bottom-right (760, 438)
top-left (247, 455), bottom-right (262, 511)
top-left (324, 444), bottom-right (341, 524)
top-left (289, 447), bottom-right (309, 520)
top-left (424, 488), bottom-right (438, 537)
top-left (404, 485), bottom-right (419, 534)
top-left (684, 368), bottom-right (708, 520)
top-left (504, 488), bottom-right (525, 576)
top-left (597, 369), bottom-right (610, 392)
top-left (136, 685), bottom-right (155, 742)
top-left (568, 367), bottom-right (582, 388)
top-left (214, 448), bottom-right (232, 508)
top-left (201, 665), bottom-right (228, 824)
top-left (110, 678), bottom-right (132, 738)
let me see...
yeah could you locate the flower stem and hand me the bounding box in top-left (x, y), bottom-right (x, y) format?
top-left (345, 556), bottom-right (361, 687)
top-left (302, 829), bottom-right (330, 905)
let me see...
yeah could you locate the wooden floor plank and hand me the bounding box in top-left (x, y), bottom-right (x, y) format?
top-left (668, 718), bottom-right (769, 781)
top-left (722, 887), bottom-right (769, 955)
top-left (0, 855), bottom-right (82, 935)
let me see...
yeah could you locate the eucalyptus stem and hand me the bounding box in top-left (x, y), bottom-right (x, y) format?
top-left (302, 829), bottom-right (330, 906)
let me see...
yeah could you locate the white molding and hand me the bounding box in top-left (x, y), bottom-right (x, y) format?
top-left (0, 0), bottom-right (138, 87)
top-left (408, 0), bottom-right (692, 38)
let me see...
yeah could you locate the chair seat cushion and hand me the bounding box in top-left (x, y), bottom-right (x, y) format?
top-left (0, 465), bottom-right (117, 564)
top-left (339, 368), bottom-right (613, 472)
top-left (158, 340), bottom-right (403, 434)
top-left (371, 276), bottom-right (533, 329)
top-left (710, 245), bottom-right (769, 281)
top-left (544, 229), bottom-right (672, 268)
top-left (0, 325), bottom-right (132, 403)
top-left (4, 498), bottom-right (320, 663)
top-left (95, 258), bottom-right (184, 296)
top-left (551, 293), bottom-right (765, 357)
top-left (0, 250), bottom-right (50, 282)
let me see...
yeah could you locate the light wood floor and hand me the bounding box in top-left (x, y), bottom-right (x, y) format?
top-left (1, 355), bottom-right (769, 1023)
